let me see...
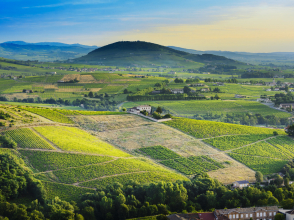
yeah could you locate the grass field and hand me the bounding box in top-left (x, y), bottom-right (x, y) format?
top-left (34, 126), bottom-right (131, 157)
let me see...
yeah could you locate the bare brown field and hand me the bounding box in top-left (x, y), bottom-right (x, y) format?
top-left (57, 88), bottom-right (83, 92)
top-left (79, 75), bottom-right (98, 83)
top-left (112, 79), bottom-right (141, 82)
top-left (3, 93), bottom-right (39, 100)
top-left (61, 74), bottom-right (81, 82)
top-left (208, 153), bottom-right (256, 184)
top-left (0, 104), bottom-right (52, 126)
top-left (73, 115), bottom-right (153, 132)
top-left (89, 88), bottom-right (102, 92)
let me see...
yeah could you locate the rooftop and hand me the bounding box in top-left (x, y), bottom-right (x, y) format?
top-left (215, 206), bottom-right (279, 215)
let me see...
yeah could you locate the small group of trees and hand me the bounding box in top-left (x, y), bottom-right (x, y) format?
top-left (152, 106), bottom-right (172, 119)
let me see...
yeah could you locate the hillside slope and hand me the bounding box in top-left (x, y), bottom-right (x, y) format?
top-left (74, 41), bottom-right (241, 67)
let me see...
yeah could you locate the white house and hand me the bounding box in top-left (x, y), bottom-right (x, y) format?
top-left (128, 105), bottom-right (152, 114)
top-left (171, 89), bottom-right (184, 94)
top-left (232, 180), bottom-right (249, 189)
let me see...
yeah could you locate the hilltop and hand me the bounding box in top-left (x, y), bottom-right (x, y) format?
top-left (74, 41), bottom-right (242, 67)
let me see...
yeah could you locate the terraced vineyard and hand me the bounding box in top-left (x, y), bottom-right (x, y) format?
top-left (21, 107), bottom-right (74, 124)
top-left (34, 126), bottom-right (131, 157)
top-left (228, 153), bottom-right (288, 175)
top-left (139, 145), bottom-right (180, 160)
top-left (231, 141), bottom-right (290, 160)
top-left (160, 155), bottom-right (221, 175)
top-left (53, 158), bottom-right (187, 184)
top-left (203, 134), bottom-right (273, 151)
top-left (80, 171), bottom-right (183, 188)
top-left (6, 128), bottom-right (55, 149)
top-left (42, 181), bottom-right (95, 201)
top-left (164, 118), bottom-right (285, 138)
top-left (19, 150), bottom-right (113, 172)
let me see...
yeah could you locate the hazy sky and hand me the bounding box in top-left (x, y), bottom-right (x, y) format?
top-left (1, 0), bottom-right (294, 52)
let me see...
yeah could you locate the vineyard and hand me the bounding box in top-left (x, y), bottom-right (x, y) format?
top-left (33, 126), bottom-right (131, 157)
top-left (79, 171), bottom-right (186, 188)
top-left (42, 181), bottom-right (95, 201)
top-left (6, 128), bottom-right (55, 150)
top-left (228, 153), bottom-right (288, 175)
top-left (139, 145), bottom-right (180, 160)
top-left (203, 134), bottom-right (273, 151)
top-left (21, 107), bottom-right (74, 124)
top-left (163, 118), bottom-right (285, 138)
top-left (231, 141), bottom-right (290, 160)
top-left (160, 155), bottom-right (222, 175)
top-left (52, 158), bottom-right (186, 184)
top-left (19, 150), bottom-right (113, 172)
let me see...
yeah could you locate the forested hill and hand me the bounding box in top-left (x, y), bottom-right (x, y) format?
top-left (74, 41), bottom-right (241, 67)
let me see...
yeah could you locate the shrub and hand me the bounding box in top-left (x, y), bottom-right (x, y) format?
top-left (153, 112), bottom-right (162, 119)
top-left (0, 135), bottom-right (17, 149)
top-left (164, 114), bottom-right (172, 118)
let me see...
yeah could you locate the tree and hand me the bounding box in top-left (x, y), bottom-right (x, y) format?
top-left (274, 213), bottom-right (285, 220)
top-left (255, 171), bottom-right (263, 183)
top-left (183, 86), bottom-right (191, 94)
top-left (273, 131), bottom-right (278, 136)
top-left (214, 94), bottom-right (220, 100)
top-left (156, 106), bottom-right (162, 114)
top-left (122, 108), bottom-right (126, 112)
top-left (274, 188), bottom-right (284, 202)
top-left (0, 135), bottom-right (17, 149)
top-left (213, 87), bottom-right (221, 93)
top-left (285, 124), bottom-right (294, 136)
top-left (123, 89), bottom-right (128, 94)
top-left (88, 92), bottom-right (94, 98)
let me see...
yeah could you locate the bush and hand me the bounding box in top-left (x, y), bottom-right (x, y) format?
top-left (164, 114), bottom-right (172, 118)
top-left (153, 112), bottom-right (162, 119)
top-left (0, 135), bottom-right (17, 149)
top-left (273, 131), bottom-right (278, 136)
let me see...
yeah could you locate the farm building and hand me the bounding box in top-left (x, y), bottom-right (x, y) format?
top-left (171, 89), bottom-right (184, 94)
top-left (280, 103), bottom-right (294, 109)
top-left (168, 212), bottom-right (215, 220)
top-left (265, 78), bottom-right (277, 86)
top-left (214, 206), bottom-right (278, 220)
top-left (128, 105), bottom-right (152, 114)
top-left (151, 90), bottom-right (161, 94)
top-left (235, 94), bottom-right (246, 98)
top-left (201, 88), bottom-right (210, 92)
top-left (232, 180), bottom-right (249, 189)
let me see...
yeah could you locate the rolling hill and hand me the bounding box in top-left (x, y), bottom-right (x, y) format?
top-left (0, 42), bottom-right (98, 61)
top-left (74, 41), bottom-right (242, 67)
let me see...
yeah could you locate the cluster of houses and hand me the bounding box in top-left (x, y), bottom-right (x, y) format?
top-left (168, 206), bottom-right (285, 220)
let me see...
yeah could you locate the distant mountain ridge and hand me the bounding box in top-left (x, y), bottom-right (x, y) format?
top-left (75, 41), bottom-right (241, 67)
top-left (168, 46), bottom-right (294, 64)
top-left (0, 41), bottom-right (99, 61)
top-left (3, 41), bottom-right (98, 49)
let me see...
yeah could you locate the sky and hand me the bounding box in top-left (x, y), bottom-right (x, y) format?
top-left (1, 0), bottom-right (294, 52)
